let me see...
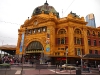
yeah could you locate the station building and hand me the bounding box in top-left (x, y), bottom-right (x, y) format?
top-left (16, 1), bottom-right (100, 64)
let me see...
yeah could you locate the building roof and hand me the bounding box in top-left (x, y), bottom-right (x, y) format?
top-left (0, 45), bottom-right (16, 50)
top-left (32, 0), bottom-right (59, 18)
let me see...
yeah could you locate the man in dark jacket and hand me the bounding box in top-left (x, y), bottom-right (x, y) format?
top-left (60, 60), bottom-right (63, 71)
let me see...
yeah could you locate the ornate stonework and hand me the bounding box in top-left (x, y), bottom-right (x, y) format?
top-left (16, 2), bottom-right (100, 60)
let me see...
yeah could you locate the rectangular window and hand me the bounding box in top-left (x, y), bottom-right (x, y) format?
top-left (64, 53), bottom-right (66, 56)
top-left (61, 48), bottom-right (64, 50)
top-left (89, 50), bottom-right (92, 54)
top-left (99, 41), bottom-right (100, 46)
top-left (77, 38), bottom-right (81, 44)
top-left (77, 48), bottom-right (81, 55)
top-left (95, 50), bottom-right (98, 54)
top-left (75, 38), bottom-right (82, 45)
top-left (65, 37), bottom-right (67, 44)
top-left (61, 38), bottom-right (65, 44)
top-left (55, 53), bottom-right (57, 55)
top-left (94, 40), bottom-right (96, 46)
top-left (58, 38), bottom-right (60, 44)
top-left (58, 53), bottom-right (60, 55)
top-left (88, 39), bottom-right (91, 45)
top-left (58, 48), bottom-right (60, 50)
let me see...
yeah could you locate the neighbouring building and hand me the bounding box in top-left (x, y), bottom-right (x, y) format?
top-left (86, 13), bottom-right (96, 28)
top-left (16, 1), bottom-right (100, 65)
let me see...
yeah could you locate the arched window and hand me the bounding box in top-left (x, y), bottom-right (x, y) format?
top-left (74, 28), bottom-right (81, 34)
top-left (93, 31), bottom-right (95, 36)
top-left (87, 30), bottom-right (90, 36)
top-left (98, 32), bottom-right (100, 37)
top-left (58, 29), bottom-right (66, 34)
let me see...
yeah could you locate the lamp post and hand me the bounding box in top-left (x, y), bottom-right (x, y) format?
top-left (66, 48), bottom-right (68, 69)
top-left (80, 55), bottom-right (83, 71)
top-left (79, 54), bottom-right (85, 71)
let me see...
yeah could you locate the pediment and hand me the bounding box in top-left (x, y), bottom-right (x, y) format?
top-left (30, 15), bottom-right (51, 26)
top-left (23, 14), bottom-right (57, 27)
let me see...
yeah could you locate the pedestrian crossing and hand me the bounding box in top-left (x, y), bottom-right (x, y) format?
top-left (49, 69), bottom-right (76, 74)
top-left (15, 70), bottom-right (21, 74)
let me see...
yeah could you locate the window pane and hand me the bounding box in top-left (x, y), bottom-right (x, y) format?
top-left (95, 50), bottom-right (98, 54)
top-left (89, 50), bottom-right (92, 54)
top-left (94, 40), bottom-right (96, 46)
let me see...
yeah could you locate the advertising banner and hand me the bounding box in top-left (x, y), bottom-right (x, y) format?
top-left (20, 33), bottom-right (24, 52)
top-left (46, 28), bottom-right (50, 52)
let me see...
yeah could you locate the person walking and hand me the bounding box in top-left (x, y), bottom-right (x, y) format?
top-left (60, 60), bottom-right (63, 71)
top-left (30, 58), bottom-right (34, 67)
top-left (55, 61), bottom-right (58, 68)
top-left (98, 64), bottom-right (100, 72)
top-left (87, 63), bottom-right (91, 73)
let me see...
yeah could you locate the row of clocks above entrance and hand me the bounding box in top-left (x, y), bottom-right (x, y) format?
top-left (25, 26), bottom-right (47, 35)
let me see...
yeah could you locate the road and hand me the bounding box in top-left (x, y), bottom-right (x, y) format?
top-left (0, 64), bottom-right (99, 75)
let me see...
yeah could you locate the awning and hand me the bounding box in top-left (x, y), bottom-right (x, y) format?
top-left (83, 54), bottom-right (100, 58)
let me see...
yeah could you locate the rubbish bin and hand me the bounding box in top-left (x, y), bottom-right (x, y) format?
top-left (76, 68), bottom-right (81, 75)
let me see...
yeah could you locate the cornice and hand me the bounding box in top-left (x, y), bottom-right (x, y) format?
top-left (67, 18), bottom-right (87, 24)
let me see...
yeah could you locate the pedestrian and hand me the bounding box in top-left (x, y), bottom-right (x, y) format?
top-left (76, 61), bottom-right (79, 67)
top-left (87, 63), bottom-right (91, 73)
top-left (98, 64), bottom-right (100, 72)
top-left (30, 58), bottom-right (34, 67)
top-left (55, 61), bottom-right (58, 68)
top-left (60, 60), bottom-right (63, 71)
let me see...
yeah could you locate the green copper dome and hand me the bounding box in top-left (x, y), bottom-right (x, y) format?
top-left (32, 1), bottom-right (59, 18)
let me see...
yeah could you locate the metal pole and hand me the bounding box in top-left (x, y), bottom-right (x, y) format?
top-left (81, 56), bottom-right (83, 71)
top-left (66, 48), bottom-right (68, 71)
top-left (5, 66), bottom-right (7, 75)
top-left (55, 67), bottom-right (56, 74)
top-left (21, 54), bottom-right (23, 75)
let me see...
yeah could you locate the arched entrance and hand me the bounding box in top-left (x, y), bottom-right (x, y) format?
top-left (25, 41), bottom-right (44, 60)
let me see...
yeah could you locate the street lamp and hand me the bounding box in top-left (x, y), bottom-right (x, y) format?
top-left (79, 54), bottom-right (85, 71)
top-left (66, 48), bottom-right (68, 68)
top-left (79, 55), bottom-right (83, 70)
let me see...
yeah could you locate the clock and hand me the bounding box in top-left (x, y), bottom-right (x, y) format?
top-left (34, 20), bottom-right (38, 25)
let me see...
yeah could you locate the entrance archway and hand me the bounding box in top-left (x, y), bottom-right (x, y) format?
top-left (25, 41), bottom-right (44, 60)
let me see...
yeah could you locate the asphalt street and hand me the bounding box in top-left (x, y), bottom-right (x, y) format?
top-left (0, 64), bottom-right (100, 75)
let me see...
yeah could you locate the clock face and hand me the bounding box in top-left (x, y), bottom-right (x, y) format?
top-left (34, 20), bottom-right (38, 25)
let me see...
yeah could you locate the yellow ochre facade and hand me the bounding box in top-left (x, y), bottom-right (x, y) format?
top-left (16, 1), bottom-right (100, 64)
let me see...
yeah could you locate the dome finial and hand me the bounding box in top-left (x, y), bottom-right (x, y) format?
top-left (46, 0), bottom-right (47, 3)
top-left (44, 0), bottom-right (48, 5)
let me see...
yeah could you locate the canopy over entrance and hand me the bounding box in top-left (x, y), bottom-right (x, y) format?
top-left (25, 41), bottom-right (43, 53)
top-left (84, 54), bottom-right (100, 58)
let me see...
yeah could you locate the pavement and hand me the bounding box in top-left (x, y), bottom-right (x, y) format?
top-left (0, 64), bottom-right (100, 75)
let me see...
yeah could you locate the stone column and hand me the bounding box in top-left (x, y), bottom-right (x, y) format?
top-left (68, 26), bottom-right (75, 56)
top-left (83, 28), bottom-right (89, 54)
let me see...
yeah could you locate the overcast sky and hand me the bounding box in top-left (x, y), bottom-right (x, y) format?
top-left (0, 0), bottom-right (100, 46)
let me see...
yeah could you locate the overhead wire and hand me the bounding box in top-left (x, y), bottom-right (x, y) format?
top-left (0, 20), bottom-right (21, 25)
top-left (0, 36), bottom-right (17, 40)
top-left (0, 20), bottom-right (19, 40)
top-left (63, 0), bottom-right (75, 15)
